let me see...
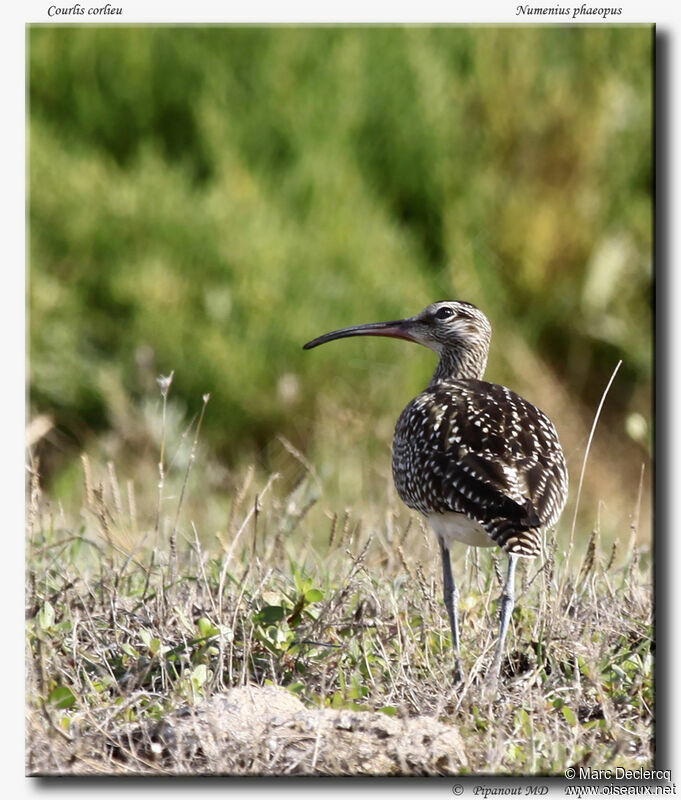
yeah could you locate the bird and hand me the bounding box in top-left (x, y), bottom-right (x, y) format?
top-left (303, 300), bottom-right (568, 686)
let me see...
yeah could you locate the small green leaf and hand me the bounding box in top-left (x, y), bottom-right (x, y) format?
top-left (304, 589), bottom-right (324, 603)
top-left (258, 605), bottom-right (286, 624)
top-left (38, 601), bottom-right (55, 630)
top-left (191, 664), bottom-right (208, 688)
top-left (149, 637), bottom-right (162, 656)
top-left (379, 706), bottom-right (397, 716)
top-left (48, 686), bottom-right (76, 709)
top-left (513, 707), bottom-right (532, 738)
top-left (197, 617), bottom-right (219, 638)
top-left (562, 706), bottom-right (577, 726)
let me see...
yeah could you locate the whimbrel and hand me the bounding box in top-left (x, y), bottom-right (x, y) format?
top-left (304, 301), bottom-right (568, 685)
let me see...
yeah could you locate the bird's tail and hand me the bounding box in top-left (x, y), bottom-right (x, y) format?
top-left (486, 498), bottom-right (542, 556)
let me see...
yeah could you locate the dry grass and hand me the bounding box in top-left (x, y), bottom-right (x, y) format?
top-left (25, 435), bottom-right (652, 776)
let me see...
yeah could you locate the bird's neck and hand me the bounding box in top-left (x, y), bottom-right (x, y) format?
top-left (429, 345), bottom-right (488, 386)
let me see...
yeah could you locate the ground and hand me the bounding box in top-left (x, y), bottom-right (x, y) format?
top-left (26, 457), bottom-right (652, 776)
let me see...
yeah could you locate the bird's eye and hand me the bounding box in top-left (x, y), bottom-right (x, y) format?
top-left (434, 307), bottom-right (455, 320)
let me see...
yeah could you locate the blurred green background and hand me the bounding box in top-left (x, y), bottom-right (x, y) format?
top-left (28, 25), bottom-right (653, 544)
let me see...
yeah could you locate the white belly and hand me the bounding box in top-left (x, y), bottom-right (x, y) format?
top-left (427, 512), bottom-right (495, 549)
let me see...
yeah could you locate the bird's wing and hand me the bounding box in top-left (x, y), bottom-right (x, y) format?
top-left (392, 380), bottom-right (568, 531)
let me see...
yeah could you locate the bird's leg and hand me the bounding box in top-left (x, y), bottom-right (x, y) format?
top-left (439, 539), bottom-right (463, 683)
top-left (488, 553), bottom-right (519, 687)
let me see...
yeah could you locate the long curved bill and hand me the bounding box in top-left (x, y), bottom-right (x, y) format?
top-left (303, 318), bottom-right (416, 350)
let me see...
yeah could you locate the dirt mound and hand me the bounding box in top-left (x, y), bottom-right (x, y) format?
top-left (38, 685), bottom-right (468, 775)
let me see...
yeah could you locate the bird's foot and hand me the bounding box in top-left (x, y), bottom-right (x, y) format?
top-left (480, 654), bottom-right (502, 701)
top-left (452, 663), bottom-right (465, 685)
top-left (481, 672), bottom-right (500, 702)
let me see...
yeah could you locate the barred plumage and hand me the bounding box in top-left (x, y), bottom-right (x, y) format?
top-left (304, 300), bottom-right (568, 688)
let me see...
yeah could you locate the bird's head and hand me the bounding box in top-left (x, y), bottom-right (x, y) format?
top-left (303, 301), bottom-right (492, 381)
